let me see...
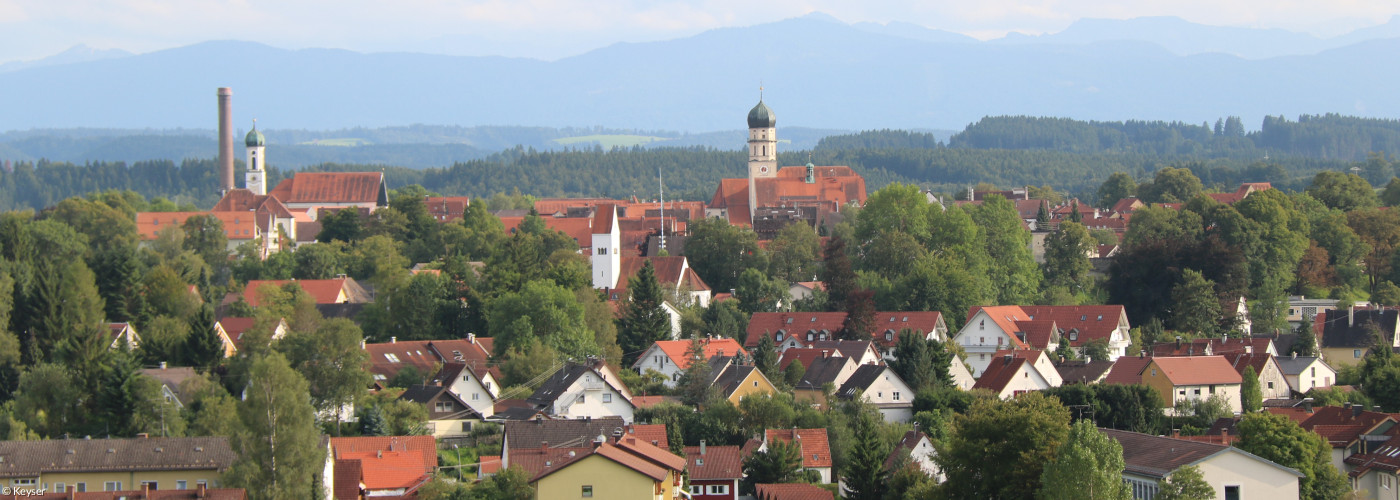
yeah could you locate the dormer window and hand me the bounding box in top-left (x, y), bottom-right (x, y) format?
top-left (1081, 315), bottom-right (1087, 321)
top-left (807, 333), bottom-right (814, 342)
top-left (776, 331), bottom-right (784, 341)
top-left (1097, 315), bottom-right (1103, 321)
top-left (885, 331), bottom-right (893, 341)
top-left (786, 318), bottom-right (794, 324)
top-left (810, 317), bottom-right (817, 322)
top-left (1069, 331), bottom-right (1078, 341)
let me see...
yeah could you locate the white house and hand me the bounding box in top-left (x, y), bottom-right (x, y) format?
top-left (436, 362), bottom-right (499, 418)
top-left (1274, 354), bottom-right (1336, 394)
top-left (954, 305), bottom-right (1131, 377)
top-left (837, 365), bottom-right (915, 422)
top-left (1107, 428), bottom-right (1302, 500)
top-left (632, 338), bottom-right (747, 387)
top-left (972, 352), bottom-right (1060, 399)
top-left (525, 359), bottom-right (636, 423)
top-left (885, 431), bottom-right (941, 481)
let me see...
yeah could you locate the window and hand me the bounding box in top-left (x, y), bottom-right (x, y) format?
top-left (1097, 315), bottom-right (1103, 321)
top-left (596, 247), bottom-right (606, 255)
top-left (582, 485), bottom-right (594, 497)
top-left (12, 479), bottom-right (34, 486)
top-left (463, 422), bottom-right (472, 431)
top-left (979, 320), bottom-right (985, 330)
top-left (578, 395), bottom-right (585, 403)
top-left (696, 458), bottom-right (704, 466)
top-left (885, 331), bottom-right (893, 341)
top-left (603, 393), bottom-right (612, 403)
top-left (384, 353), bottom-right (400, 363)
top-left (176, 480), bottom-right (187, 490)
top-left (104, 482), bottom-right (122, 492)
top-left (463, 374), bottom-right (470, 382)
top-left (472, 393), bottom-right (480, 401)
top-left (1080, 315), bottom-right (1087, 320)
top-left (1193, 389), bottom-right (1201, 396)
top-left (52, 483), bottom-right (65, 493)
top-left (1179, 390), bottom-right (1186, 396)
top-left (1224, 485), bottom-right (1240, 500)
top-left (690, 485), bottom-right (704, 495)
top-left (877, 392), bottom-right (883, 398)
top-left (708, 485), bottom-right (730, 495)
top-left (140, 481), bottom-right (158, 490)
top-left (753, 381), bottom-right (759, 387)
top-left (1209, 385), bottom-right (1216, 394)
top-left (997, 337), bottom-right (1003, 346)
top-left (1356, 349), bottom-right (1363, 358)
top-left (979, 337), bottom-right (985, 344)
top-left (1151, 369), bottom-right (1157, 377)
top-left (807, 333), bottom-right (814, 341)
top-left (1267, 381), bottom-right (1274, 389)
top-left (435, 401), bottom-right (453, 412)
top-left (776, 332), bottom-right (784, 341)
top-left (76, 483), bottom-right (86, 492)
top-left (1311, 367), bottom-right (1316, 376)
top-left (893, 391), bottom-right (901, 401)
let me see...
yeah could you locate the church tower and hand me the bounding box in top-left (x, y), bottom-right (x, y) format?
top-left (747, 97), bottom-right (777, 219)
top-left (244, 121), bottom-right (267, 195)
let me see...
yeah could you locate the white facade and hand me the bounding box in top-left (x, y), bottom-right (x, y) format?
top-left (855, 369), bottom-right (915, 423)
top-left (444, 369), bottom-right (498, 418)
top-left (633, 345), bottom-right (684, 386)
top-left (956, 310), bottom-right (1022, 377)
top-left (986, 361), bottom-right (1057, 399)
top-left (246, 142), bottom-right (266, 195)
top-left (547, 370), bottom-right (635, 424)
top-left (591, 207), bottom-right (621, 290)
top-left (948, 356), bottom-right (976, 391)
top-left (1282, 357), bottom-right (1336, 394)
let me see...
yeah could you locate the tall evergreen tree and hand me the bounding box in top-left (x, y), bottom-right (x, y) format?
top-left (676, 335), bottom-right (716, 406)
top-left (888, 331), bottom-right (951, 390)
top-left (1293, 315), bottom-right (1319, 356)
top-left (184, 305), bottom-right (224, 371)
top-left (821, 236), bottom-right (857, 311)
top-left (1241, 366), bottom-right (1262, 413)
top-left (1068, 200), bottom-right (1084, 223)
top-left (752, 334), bottom-right (779, 381)
top-left (617, 261), bottom-right (671, 367)
top-left (843, 411), bottom-right (890, 500)
top-left (225, 352), bottom-right (325, 500)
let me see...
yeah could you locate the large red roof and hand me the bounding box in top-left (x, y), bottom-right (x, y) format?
top-left (236, 278), bottom-right (363, 306)
top-left (267, 172), bottom-right (385, 204)
top-left (972, 356), bottom-right (1028, 393)
top-left (1148, 356), bottom-right (1243, 385)
top-left (765, 428), bottom-right (832, 468)
top-left (1103, 355), bottom-right (1154, 385)
top-left (338, 451), bottom-right (430, 490)
top-left (639, 338), bottom-right (746, 371)
top-left (135, 211), bottom-right (259, 241)
top-left (330, 435), bottom-right (437, 475)
top-left (746, 311), bottom-right (944, 348)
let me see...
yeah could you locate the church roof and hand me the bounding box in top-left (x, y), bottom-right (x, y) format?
top-left (748, 100), bottom-right (776, 128)
top-left (267, 172), bottom-right (387, 205)
top-left (245, 126), bottom-right (265, 147)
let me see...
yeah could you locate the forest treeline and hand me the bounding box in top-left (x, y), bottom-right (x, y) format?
top-left (949, 114), bottom-right (1400, 161)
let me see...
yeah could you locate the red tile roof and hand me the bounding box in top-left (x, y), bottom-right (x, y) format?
top-left (339, 450), bottom-right (430, 490)
top-left (637, 338), bottom-right (746, 371)
top-left (500, 215), bottom-right (595, 248)
top-left (235, 278), bottom-right (364, 306)
top-left (333, 458), bottom-right (362, 500)
top-left (755, 483), bottom-right (835, 500)
top-left (1103, 355), bottom-right (1154, 385)
top-left (267, 172), bottom-right (385, 204)
top-left (1297, 406), bottom-right (1397, 447)
top-left (330, 436), bottom-right (437, 474)
top-left (710, 166), bottom-right (867, 227)
top-left (1148, 356), bottom-right (1242, 385)
top-left (746, 311), bottom-right (944, 348)
top-left (135, 211), bottom-right (259, 241)
top-left (684, 445), bottom-right (743, 480)
top-left (424, 196), bottom-right (471, 222)
top-left (594, 204), bottom-right (616, 235)
top-left (478, 455), bottom-right (502, 475)
top-left (625, 424), bottom-right (670, 450)
top-left (778, 348), bottom-right (843, 371)
top-left (972, 356), bottom-right (1028, 393)
top-left (765, 428), bottom-right (832, 468)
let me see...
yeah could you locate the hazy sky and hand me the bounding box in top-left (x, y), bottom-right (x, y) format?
top-left (2, 0), bottom-right (1398, 63)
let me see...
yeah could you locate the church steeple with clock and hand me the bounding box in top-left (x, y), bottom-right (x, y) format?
top-left (244, 120), bottom-right (267, 196)
top-left (746, 94), bottom-right (777, 219)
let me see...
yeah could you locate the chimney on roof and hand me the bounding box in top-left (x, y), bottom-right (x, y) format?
top-left (1355, 404), bottom-right (1364, 418)
top-left (1171, 429), bottom-right (1180, 438)
top-left (391, 336), bottom-right (397, 343)
top-left (1350, 305), bottom-right (1355, 327)
top-left (377, 450), bottom-right (383, 458)
top-left (468, 333), bottom-right (476, 344)
top-left (1302, 397), bottom-right (1314, 413)
top-left (541, 441), bottom-right (548, 450)
top-left (159, 361), bottom-right (167, 370)
top-left (700, 440), bottom-right (706, 455)
top-left (1003, 354), bottom-right (1013, 365)
top-left (1175, 336), bottom-right (1182, 349)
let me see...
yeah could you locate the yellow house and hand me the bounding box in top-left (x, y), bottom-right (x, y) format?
top-left (531, 437), bottom-right (686, 500)
top-left (1140, 356), bottom-right (1243, 414)
top-left (0, 436), bottom-right (235, 493)
top-left (1316, 308), bottom-right (1400, 368)
top-left (710, 362), bottom-right (777, 405)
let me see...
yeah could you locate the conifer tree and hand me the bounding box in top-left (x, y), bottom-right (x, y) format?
top-left (617, 260), bottom-right (670, 367)
top-left (1293, 315), bottom-right (1319, 356)
top-left (821, 236), bottom-right (856, 311)
top-left (1241, 366), bottom-right (1262, 413)
top-left (752, 334), bottom-right (779, 381)
top-left (842, 411), bottom-right (890, 500)
top-left (184, 305), bottom-right (224, 372)
top-left (676, 335), bottom-right (716, 406)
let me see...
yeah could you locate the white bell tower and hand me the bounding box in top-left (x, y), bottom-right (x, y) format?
top-left (244, 120), bottom-right (267, 195)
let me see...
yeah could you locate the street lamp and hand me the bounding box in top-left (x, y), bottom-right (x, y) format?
top-left (452, 444), bottom-right (461, 481)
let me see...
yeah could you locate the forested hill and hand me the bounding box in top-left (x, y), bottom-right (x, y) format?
top-left (0, 143), bottom-right (1366, 211)
top-left (949, 114), bottom-right (1400, 161)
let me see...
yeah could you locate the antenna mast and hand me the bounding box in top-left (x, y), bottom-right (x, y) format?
top-left (658, 167), bottom-right (666, 253)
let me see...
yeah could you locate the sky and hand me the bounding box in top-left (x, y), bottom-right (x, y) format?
top-left (1, 0), bottom-right (1399, 64)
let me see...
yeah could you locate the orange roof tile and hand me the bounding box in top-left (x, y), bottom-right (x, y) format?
top-left (1103, 356), bottom-right (1154, 385)
top-left (478, 455), bottom-right (502, 475)
top-left (136, 211), bottom-right (259, 241)
top-left (1148, 356), bottom-right (1243, 385)
top-left (330, 436), bottom-right (437, 474)
top-left (625, 424), bottom-right (671, 450)
top-left (500, 216), bottom-right (594, 248)
top-left (643, 338), bottom-right (746, 371)
top-left (339, 451), bottom-right (430, 490)
top-left (765, 428), bottom-right (832, 468)
top-left (755, 483), bottom-right (835, 500)
top-left (972, 356), bottom-right (1028, 393)
top-left (237, 278), bottom-right (362, 306)
top-left (684, 445), bottom-right (743, 481)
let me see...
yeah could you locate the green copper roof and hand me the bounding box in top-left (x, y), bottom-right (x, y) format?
top-left (245, 127), bottom-right (265, 147)
top-left (748, 100), bottom-right (776, 128)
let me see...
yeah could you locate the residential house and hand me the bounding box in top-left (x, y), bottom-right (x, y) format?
top-left (885, 430), bottom-right (940, 481)
top-left (228, 277), bottom-right (372, 308)
top-left (530, 436), bottom-right (687, 500)
top-left (1148, 336), bottom-right (1276, 357)
top-left (1275, 354), bottom-right (1336, 394)
top-left (398, 385), bottom-right (484, 437)
top-left (1341, 431), bottom-right (1400, 498)
top-left (685, 443), bottom-right (743, 500)
top-left (139, 365), bottom-right (199, 409)
top-left (808, 340), bottom-right (883, 366)
top-left (706, 357), bottom-right (778, 405)
top-left (1054, 359), bottom-right (1114, 385)
top-left (632, 338), bottom-right (747, 386)
top-left (787, 282), bottom-right (825, 304)
top-left (363, 336), bottom-right (497, 393)
top-left (212, 317), bottom-right (284, 358)
top-left (791, 355), bottom-right (858, 408)
top-left (1294, 405), bottom-right (1397, 470)
top-left (136, 211), bottom-right (264, 254)
top-left (1317, 308), bottom-right (1400, 367)
top-left (1139, 356), bottom-right (1243, 414)
top-left (424, 196), bottom-right (472, 222)
top-left (525, 359), bottom-right (636, 423)
top-left (432, 361), bottom-right (498, 418)
top-left (501, 417), bottom-right (626, 468)
top-left (954, 305), bottom-right (1131, 377)
top-left (1106, 428), bottom-right (1302, 500)
top-left (107, 323), bottom-right (140, 350)
top-left (745, 312), bottom-right (948, 359)
top-left (1286, 295), bottom-right (1361, 326)
top-left (0, 437), bottom-right (235, 493)
top-left (1223, 353), bottom-right (1291, 401)
top-left (778, 348), bottom-right (845, 372)
top-left (836, 364), bottom-right (915, 422)
top-left (333, 449), bottom-right (432, 499)
top-left (761, 429), bottom-right (833, 484)
top-left (1102, 355), bottom-right (1155, 386)
top-left (972, 352), bottom-right (1060, 399)
top-left (754, 483), bottom-right (835, 500)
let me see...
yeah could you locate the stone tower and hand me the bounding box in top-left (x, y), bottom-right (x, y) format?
top-left (244, 121), bottom-right (267, 196)
top-left (747, 98), bottom-right (777, 219)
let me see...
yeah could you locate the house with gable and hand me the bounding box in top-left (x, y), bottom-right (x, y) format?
top-left (885, 430), bottom-right (940, 481)
top-left (1054, 359), bottom-right (1114, 385)
top-left (526, 359), bottom-right (636, 423)
top-left (1222, 352), bottom-right (1290, 401)
top-left (755, 484), bottom-right (835, 500)
top-left (808, 340), bottom-right (884, 366)
top-left (398, 384), bottom-right (485, 437)
top-left (954, 305), bottom-right (1131, 377)
top-left (790, 355), bottom-right (859, 408)
top-left (1295, 405), bottom-right (1397, 470)
top-left (836, 364), bottom-right (915, 422)
top-left (529, 435), bottom-right (688, 500)
top-left (706, 357), bottom-right (778, 405)
top-left (501, 417), bottom-right (627, 468)
top-left (1274, 354), bottom-right (1336, 394)
top-left (216, 316), bottom-right (288, 355)
top-left (1317, 307), bottom-right (1400, 367)
top-left (972, 351), bottom-right (1061, 399)
top-left (329, 436), bottom-right (436, 500)
top-left (1106, 428), bottom-right (1302, 500)
top-left (228, 277), bottom-right (372, 308)
top-left (362, 336), bottom-right (498, 396)
top-left (685, 442), bottom-right (743, 500)
top-left (761, 428), bottom-right (833, 483)
top-left (1139, 356), bottom-right (1243, 414)
top-left (107, 322), bottom-right (141, 350)
top-left (591, 204), bottom-right (711, 308)
top-left (632, 338), bottom-right (747, 386)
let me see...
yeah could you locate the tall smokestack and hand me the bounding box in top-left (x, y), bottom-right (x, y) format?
top-left (217, 87), bottom-right (234, 192)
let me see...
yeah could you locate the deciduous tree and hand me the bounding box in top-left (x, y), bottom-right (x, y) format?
top-left (1039, 420), bottom-right (1131, 500)
top-left (225, 352), bottom-right (325, 500)
top-left (936, 392), bottom-right (1071, 499)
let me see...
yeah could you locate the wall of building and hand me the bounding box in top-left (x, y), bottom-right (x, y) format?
top-left (1322, 347), bottom-right (1367, 368)
top-left (38, 469), bottom-right (223, 493)
top-left (533, 455), bottom-right (661, 500)
top-left (725, 371), bottom-right (775, 406)
top-left (1194, 451), bottom-right (1300, 500)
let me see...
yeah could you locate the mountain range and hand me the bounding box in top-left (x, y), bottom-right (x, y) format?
top-left (1, 13), bottom-right (1398, 133)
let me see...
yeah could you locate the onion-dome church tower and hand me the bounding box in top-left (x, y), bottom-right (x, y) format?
top-left (747, 96), bottom-right (777, 219)
top-left (245, 121), bottom-right (266, 196)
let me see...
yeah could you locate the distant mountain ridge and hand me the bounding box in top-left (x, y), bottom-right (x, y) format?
top-left (0, 15), bottom-right (1398, 132)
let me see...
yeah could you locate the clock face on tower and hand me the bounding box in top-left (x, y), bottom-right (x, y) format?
top-left (759, 166), bottom-right (769, 174)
